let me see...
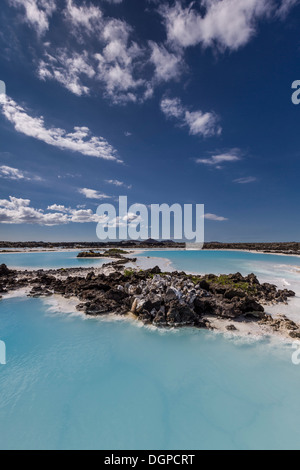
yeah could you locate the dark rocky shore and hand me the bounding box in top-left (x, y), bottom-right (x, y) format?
top-left (0, 261), bottom-right (298, 338)
top-left (0, 239), bottom-right (184, 251)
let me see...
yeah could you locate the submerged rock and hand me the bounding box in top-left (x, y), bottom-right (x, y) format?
top-left (226, 325), bottom-right (238, 332)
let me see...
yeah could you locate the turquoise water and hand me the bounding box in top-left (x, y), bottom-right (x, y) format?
top-left (1, 250), bottom-right (300, 450)
top-left (2, 249), bottom-right (300, 283)
top-left (0, 297), bottom-right (299, 451)
top-left (0, 251), bottom-right (107, 269)
top-left (140, 250), bottom-right (300, 282)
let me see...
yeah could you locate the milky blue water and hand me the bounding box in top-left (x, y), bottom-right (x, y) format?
top-left (139, 250), bottom-right (300, 282)
top-left (1, 250), bottom-right (300, 450)
top-left (0, 251), bottom-right (107, 269)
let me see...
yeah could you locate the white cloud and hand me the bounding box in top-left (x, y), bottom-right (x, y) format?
top-left (160, 97), bottom-right (184, 119)
top-left (0, 196), bottom-right (107, 225)
top-left (94, 18), bottom-right (146, 104)
top-left (42, 1), bottom-right (146, 104)
top-left (205, 213), bottom-right (228, 221)
top-left (0, 196), bottom-right (68, 225)
top-left (159, 0), bottom-right (297, 52)
top-left (9, 0), bottom-right (56, 36)
top-left (185, 110), bottom-right (221, 137)
top-left (0, 94), bottom-right (121, 162)
top-left (0, 196), bottom-right (31, 209)
top-left (47, 204), bottom-right (69, 212)
top-left (106, 179), bottom-right (132, 189)
top-left (64, 0), bottom-right (102, 34)
top-left (38, 11), bottom-right (147, 104)
top-left (161, 97), bottom-right (221, 137)
top-left (0, 165), bottom-right (27, 180)
top-left (0, 165), bottom-right (42, 182)
top-left (38, 50), bottom-right (96, 96)
top-left (0, 195), bottom-right (229, 226)
top-left (149, 41), bottom-right (184, 82)
top-left (79, 188), bottom-right (111, 200)
top-left (57, 173), bottom-right (81, 179)
top-left (69, 208), bottom-right (101, 223)
top-left (196, 150), bottom-right (241, 167)
top-left (35, 1), bottom-right (187, 105)
top-left (8, 0), bottom-right (299, 107)
top-left (234, 176), bottom-right (257, 184)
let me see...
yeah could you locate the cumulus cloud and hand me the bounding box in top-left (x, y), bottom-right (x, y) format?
top-left (0, 94), bottom-right (121, 162)
top-left (79, 188), bottom-right (111, 200)
top-left (9, 0), bottom-right (56, 36)
top-left (205, 213), bottom-right (228, 221)
top-left (69, 208), bottom-right (102, 223)
top-left (0, 196), bottom-right (68, 225)
top-left (159, 0), bottom-right (298, 52)
top-left (0, 196), bottom-right (107, 225)
top-left (47, 204), bottom-right (69, 212)
top-left (196, 150), bottom-right (241, 167)
top-left (161, 97), bottom-right (221, 137)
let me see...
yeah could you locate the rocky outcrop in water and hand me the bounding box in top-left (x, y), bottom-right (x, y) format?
top-left (0, 264), bottom-right (296, 335)
top-left (77, 249), bottom-right (136, 265)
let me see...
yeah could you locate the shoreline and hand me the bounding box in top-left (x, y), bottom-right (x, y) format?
top-left (131, 251), bottom-right (300, 285)
top-left (0, 258), bottom-right (298, 342)
top-left (1, 246), bottom-right (300, 343)
top-left (2, 284), bottom-right (298, 345)
top-left (136, 247), bottom-right (300, 259)
top-left (2, 247), bottom-right (300, 259)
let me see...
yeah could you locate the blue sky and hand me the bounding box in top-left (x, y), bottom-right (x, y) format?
top-left (0, 0), bottom-right (300, 242)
